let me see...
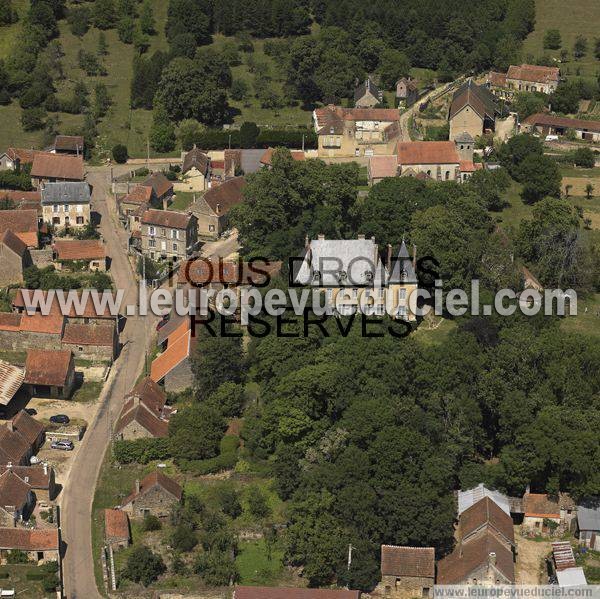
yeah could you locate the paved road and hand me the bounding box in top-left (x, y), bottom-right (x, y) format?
top-left (60, 167), bottom-right (157, 599)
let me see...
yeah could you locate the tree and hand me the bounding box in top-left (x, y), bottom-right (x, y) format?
top-left (230, 79), bottom-right (249, 102)
top-left (376, 48), bottom-right (410, 89)
top-left (27, 1), bottom-right (58, 39)
top-left (93, 0), bottom-right (116, 29)
top-left (0, 0), bottom-right (17, 26)
top-left (550, 80), bottom-right (586, 113)
top-left (149, 101), bottom-right (176, 153)
top-left (169, 403), bottom-right (226, 461)
top-left (217, 486), bottom-right (242, 519)
top-left (586, 183), bottom-right (595, 199)
top-left (543, 29), bottom-right (561, 50)
top-left (176, 119), bottom-right (204, 151)
top-left (246, 485), bottom-right (271, 519)
top-left (117, 16), bottom-right (135, 44)
top-left (112, 144), bottom-right (128, 163)
top-left (595, 38), bottom-right (600, 61)
top-left (572, 147), bottom-right (595, 168)
top-left (141, 513), bottom-right (161, 531)
top-left (519, 154), bottom-right (562, 203)
top-left (239, 121), bottom-right (259, 149)
top-left (194, 550), bottom-right (238, 586)
top-left (21, 107), bottom-right (46, 131)
top-left (497, 133), bottom-right (544, 179)
top-left (573, 35), bottom-right (587, 60)
top-left (139, 0), bottom-right (155, 34)
top-left (123, 545), bottom-right (165, 586)
top-left (171, 524), bottom-right (198, 552)
top-left (98, 32), bottom-right (108, 56)
top-left (511, 91), bottom-right (548, 120)
top-left (166, 0), bottom-right (210, 46)
top-left (93, 83), bottom-right (111, 119)
top-left (207, 382), bottom-right (245, 418)
top-left (67, 6), bottom-right (90, 37)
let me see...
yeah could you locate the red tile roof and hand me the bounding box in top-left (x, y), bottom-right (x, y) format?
top-left (0, 190), bottom-right (42, 213)
top-left (150, 322), bottom-right (191, 383)
top-left (12, 410), bottom-right (45, 446)
top-left (381, 545), bottom-right (435, 578)
top-left (0, 464), bottom-right (52, 489)
top-left (19, 312), bottom-right (64, 335)
top-left (31, 153), bottom-right (84, 181)
top-left (260, 148), bottom-right (305, 166)
top-left (141, 208), bottom-right (193, 229)
top-left (0, 528), bottom-right (59, 551)
top-left (142, 172), bottom-right (173, 198)
top-left (5, 148), bottom-right (38, 165)
top-left (54, 135), bottom-right (84, 152)
top-left (397, 141), bottom-right (459, 165)
top-left (460, 496), bottom-right (515, 544)
top-left (121, 185), bottom-right (153, 205)
top-left (178, 258), bottom-right (280, 286)
top-left (13, 289), bottom-right (115, 319)
top-left (314, 105), bottom-right (399, 134)
top-left (115, 377), bottom-right (169, 438)
top-left (104, 509), bottom-right (130, 541)
top-left (369, 155), bottom-right (398, 179)
top-left (202, 176), bottom-right (246, 216)
top-left (524, 493), bottom-right (560, 518)
top-left (522, 112), bottom-right (600, 134)
top-left (507, 64), bottom-right (560, 84)
top-left (235, 588), bottom-right (360, 599)
top-left (0, 209), bottom-right (38, 248)
top-left (0, 230), bottom-right (27, 257)
top-left (53, 239), bottom-right (106, 261)
top-left (0, 426), bottom-right (30, 464)
top-left (0, 360), bottom-right (25, 405)
top-left (459, 161), bottom-right (483, 173)
top-left (62, 323), bottom-right (114, 346)
top-left (437, 530), bottom-right (515, 584)
top-left (121, 471), bottom-right (182, 507)
top-left (24, 349), bottom-right (73, 387)
top-left (115, 405), bottom-right (169, 438)
top-left (488, 71), bottom-right (507, 87)
top-left (0, 469), bottom-right (31, 508)
top-left (0, 313), bottom-right (22, 331)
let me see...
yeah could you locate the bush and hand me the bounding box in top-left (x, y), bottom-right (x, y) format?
top-left (572, 147), bottom-right (595, 168)
top-left (113, 438), bottom-right (171, 464)
top-left (142, 513), bottom-right (162, 531)
top-left (21, 107), bottom-right (46, 131)
top-left (246, 485), bottom-right (271, 519)
top-left (112, 144), bottom-right (129, 163)
top-left (171, 524), bottom-right (198, 552)
top-left (123, 545), bottom-right (166, 586)
top-left (179, 435), bottom-right (240, 475)
top-left (192, 128), bottom-right (317, 150)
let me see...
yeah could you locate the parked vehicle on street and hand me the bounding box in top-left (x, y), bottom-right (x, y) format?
top-left (51, 440), bottom-right (74, 451)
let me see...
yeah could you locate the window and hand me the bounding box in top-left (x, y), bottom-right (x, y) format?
top-left (76, 216), bottom-right (84, 225)
top-left (76, 204), bottom-right (83, 212)
top-left (64, 204), bottom-right (69, 212)
top-left (52, 217), bottom-right (60, 225)
top-left (445, 171), bottom-right (450, 180)
top-left (173, 243), bottom-right (178, 251)
top-left (399, 288), bottom-right (407, 300)
top-left (150, 252), bottom-right (155, 259)
top-left (149, 239), bottom-right (156, 248)
top-left (208, 224), bottom-right (215, 232)
top-left (53, 204), bottom-right (59, 213)
top-left (397, 305), bottom-right (407, 318)
top-left (171, 229), bottom-right (178, 239)
top-left (149, 226), bottom-right (155, 235)
top-left (160, 228), bottom-right (166, 236)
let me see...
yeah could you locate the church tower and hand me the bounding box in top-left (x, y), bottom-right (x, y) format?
top-left (386, 240), bottom-right (418, 321)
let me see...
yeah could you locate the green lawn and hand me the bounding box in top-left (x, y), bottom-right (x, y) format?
top-left (0, 349), bottom-right (27, 365)
top-left (72, 380), bottom-right (103, 403)
top-left (561, 166), bottom-right (600, 178)
top-left (522, 0), bottom-right (600, 80)
top-left (0, 564), bottom-right (56, 598)
top-left (170, 191), bottom-right (195, 211)
top-left (561, 292), bottom-right (600, 338)
top-left (0, 0), bottom-right (29, 59)
top-left (236, 539), bottom-right (288, 586)
top-left (492, 181), bottom-right (532, 236)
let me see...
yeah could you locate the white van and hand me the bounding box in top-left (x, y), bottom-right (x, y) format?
top-left (545, 134), bottom-right (559, 142)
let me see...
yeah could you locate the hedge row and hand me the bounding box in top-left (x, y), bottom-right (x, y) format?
top-left (192, 129), bottom-right (317, 150)
top-left (179, 435), bottom-right (240, 475)
top-left (113, 437), bottom-right (171, 464)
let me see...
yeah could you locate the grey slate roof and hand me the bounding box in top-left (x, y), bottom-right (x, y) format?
top-left (388, 240), bottom-right (417, 284)
top-left (354, 78), bottom-right (381, 104)
top-left (295, 238), bottom-right (385, 287)
top-left (41, 182), bottom-right (91, 205)
top-left (458, 483), bottom-right (511, 517)
top-left (577, 503), bottom-right (600, 531)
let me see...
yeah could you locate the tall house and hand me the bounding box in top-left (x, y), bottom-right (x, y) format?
top-left (141, 209), bottom-right (198, 261)
top-left (448, 80), bottom-right (500, 141)
top-left (41, 182), bottom-right (91, 229)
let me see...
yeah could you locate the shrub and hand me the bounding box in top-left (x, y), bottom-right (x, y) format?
top-left (246, 485), bottom-right (271, 519)
top-left (123, 545), bottom-right (166, 586)
top-left (171, 524), bottom-right (198, 552)
top-left (113, 438), bottom-right (171, 464)
top-left (21, 107), bottom-right (46, 131)
top-left (572, 147), bottom-right (595, 169)
top-left (141, 513), bottom-right (161, 531)
top-left (112, 144), bottom-right (129, 163)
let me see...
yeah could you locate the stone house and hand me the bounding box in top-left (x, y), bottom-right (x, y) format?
top-left (0, 190), bottom-right (42, 213)
top-left (0, 210), bottom-right (39, 248)
top-left (576, 502), bottom-right (600, 549)
top-left (181, 147), bottom-right (211, 192)
top-left (376, 545), bottom-right (434, 599)
top-left (61, 322), bottom-right (117, 362)
top-left (313, 106), bottom-right (400, 158)
top-left (0, 469), bottom-right (35, 526)
top-left (487, 64), bottom-right (560, 99)
top-left (141, 172), bottom-right (173, 207)
top-left (522, 491), bottom-right (562, 532)
top-left (0, 411), bottom-right (46, 464)
top-left (53, 239), bottom-right (107, 271)
top-left (104, 509), bottom-right (130, 549)
top-left (354, 78), bottom-right (383, 108)
top-left (41, 182), bottom-right (91, 229)
top-left (437, 496), bottom-right (516, 586)
top-left (53, 135), bottom-right (84, 156)
top-left (448, 80), bottom-right (500, 141)
top-left (0, 464), bottom-right (56, 503)
top-left (141, 209), bottom-right (198, 261)
top-left (118, 184), bottom-right (153, 223)
top-left (150, 318), bottom-right (194, 392)
top-left (30, 153), bottom-right (84, 189)
top-left (521, 113), bottom-right (600, 142)
top-left (23, 349), bottom-right (76, 399)
top-left (368, 155), bottom-right (398, 185)
top-left (190, 176), bottom-right (246, 239)
top-left (0, 528), bottom-right (59, 565)
top-left (114, 377), bottom-right (170, 440)
top-left (0, 148), bottom-right (38, 172)
top-left (295, 236), bottom-right (418, 321)
top-left (120, 471), bottom-right (182, 519)
top-left (0, 230), bottom-right (31, 287)
top-left (396, 78), bottom-right (418, 108)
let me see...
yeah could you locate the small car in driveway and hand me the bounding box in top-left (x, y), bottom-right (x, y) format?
top-left (51, 440), bottom-right (74, 451)
top-left (49, 414), bottom-right (70, 425)
top-left (25, 408), bottom-right (37, 416)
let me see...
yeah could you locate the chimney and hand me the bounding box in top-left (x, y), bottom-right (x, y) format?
top-left (305, 234), bottom-right (309, 249)
top-left (132, 395), bottom-right (140, 408)
top-left (357, 234), bottom-right (365, 240)
top-left (412, 244), bottom-right (417, 269)
top-left (162, 198), bottom-right (168, 211)
top-left (43, 463), bottom-right (48, 476)
top-left (387, 244), bottom-right (392, 270)
top-left (135, 479), bottom-right (140, 495)
top-left (488, 552), bottom-right (497, 569)
top-left (6, 462), bottom-right (11, 469)
top-left (216, 203), bottom-right (221, 214)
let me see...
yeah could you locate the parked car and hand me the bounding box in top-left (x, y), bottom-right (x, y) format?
top-left (49, 414), bottom-right (70, 425)
top-left (51, 440), bottom-right (74, 451)
top-left (25, 408), bottom-right (37, 416)
top-left (545, 134), bottom-right (559, 142)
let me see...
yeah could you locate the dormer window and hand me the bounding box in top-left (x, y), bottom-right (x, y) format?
top-left (364, 270), bottom-right (374, 282)
top-left (312, 270), bottom-right (321, 281)
top-left (400, 269), bottom-right (408, 282)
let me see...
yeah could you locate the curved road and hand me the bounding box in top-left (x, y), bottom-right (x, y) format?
top-left (60, 167), bottom-right (157, 599)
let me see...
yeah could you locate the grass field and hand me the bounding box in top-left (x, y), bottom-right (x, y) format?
top-left (522, 0), bottom-right (600, 80)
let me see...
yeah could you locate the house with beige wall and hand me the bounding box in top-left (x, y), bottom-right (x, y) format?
top-left (487, 64), bottom-right (560, 99)
top-left (449, 80), bottom-right (499, 141)
top-left (141, 209), bottom-right (197, 261)
top-left (181, 147), bottom-right (211, 192)
top-left (313, 106), bottom-right (400, 158)
top-left (41, 182), bottom-right (91, 229)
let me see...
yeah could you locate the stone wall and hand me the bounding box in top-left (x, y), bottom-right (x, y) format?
top-left (30, 248), bottom-right (53, 268)
top-left (165, 358), bottom-right (193, 393)
top-left (0, 330), bottom-right (62, 351)
top-left (376, 575), bottom-right (434, 599)
top-left (123, 486), bottom-right (179, 519)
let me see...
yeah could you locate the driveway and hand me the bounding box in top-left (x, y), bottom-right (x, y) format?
top-left (60, 167), bottom-right (158, 599)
